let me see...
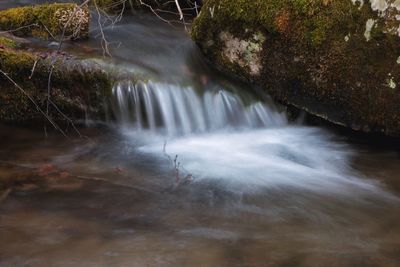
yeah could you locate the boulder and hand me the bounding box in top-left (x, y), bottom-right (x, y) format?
top-left (191, 0), bottom-right (400, 136)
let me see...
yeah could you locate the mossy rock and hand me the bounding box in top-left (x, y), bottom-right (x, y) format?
top-left (0, 3), bottom-right (90, 39)
top-left (0, 45), bottom-right (113, 123)
top-left (192, 0), bottom-right (400, 136)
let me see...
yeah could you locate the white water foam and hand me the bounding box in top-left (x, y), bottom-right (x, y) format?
top-left (114, 81), bottom-right (395, 198)
top-left (137, 127), bottom-right (391, 197)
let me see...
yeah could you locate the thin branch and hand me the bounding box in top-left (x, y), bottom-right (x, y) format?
top-left (48, 99), bottom-right (87, 139)
top-left (29, 59), bottom-right (38, 80)
top-left (0, 69), bottom-right (67, 137)
top-left (46, 0), bottom-right (90, 134)
top-left (94, 0), bottom-right (113, 57)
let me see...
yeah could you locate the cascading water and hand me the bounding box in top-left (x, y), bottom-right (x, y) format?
top-left (111, 81), bottom-right (287, 136)
top-left (110, 79), bottom-right (395, 198)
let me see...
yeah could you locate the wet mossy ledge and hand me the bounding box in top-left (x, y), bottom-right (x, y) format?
top-left (0, 37), bottom-right (113, 123)
top-left (191, 0), bottom-right (400, 137)
top-left (0, 3), bottom-right (90, 39)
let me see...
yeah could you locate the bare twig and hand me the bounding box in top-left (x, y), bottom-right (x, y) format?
top-left (94, 0), bottom-right (113, 57)
top-left (0, 23), bottom-right (39, 34)
top-left (174, 0), bottom-right (184, 20)
top-left (139, 0), bottom-right (174, 25)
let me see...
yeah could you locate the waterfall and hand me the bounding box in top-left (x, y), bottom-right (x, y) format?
top-left (111, 81), bottom-right (287, 135)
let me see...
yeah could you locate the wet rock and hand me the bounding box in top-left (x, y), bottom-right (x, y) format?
top-left (191, 0), bottom-right (400, 136)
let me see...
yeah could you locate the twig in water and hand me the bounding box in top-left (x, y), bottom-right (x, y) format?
top-left (162, 141), bottom-right (194, 185)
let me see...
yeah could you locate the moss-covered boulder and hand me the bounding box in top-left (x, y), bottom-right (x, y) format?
top-left (0, 3), bottom-right (90, 39)
top-left (0, 37), bottom-right (112, 123)
top-left (192, 0), bottom-right (400, 136)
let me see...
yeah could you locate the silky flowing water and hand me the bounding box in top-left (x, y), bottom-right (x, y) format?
top-left (1, 5), bottom-right (400, 267)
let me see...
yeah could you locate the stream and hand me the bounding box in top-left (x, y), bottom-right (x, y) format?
top-left (1, 4), bottom-right (400, 267)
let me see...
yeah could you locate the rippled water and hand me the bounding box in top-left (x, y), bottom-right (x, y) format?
top-left (1, 3), bottom-right (400, 267)
top-left (1, 124), bottom-right (400, 267)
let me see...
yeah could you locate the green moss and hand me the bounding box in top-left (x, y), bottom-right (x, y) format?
top-left (0, 36), bottom-right (17, 48)
top-left (193, 0), bottom-right (363, 47)
top-left (0, 48), bottom-right (38, 78)
top-left (0, 3), bottom-right (90, 39)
